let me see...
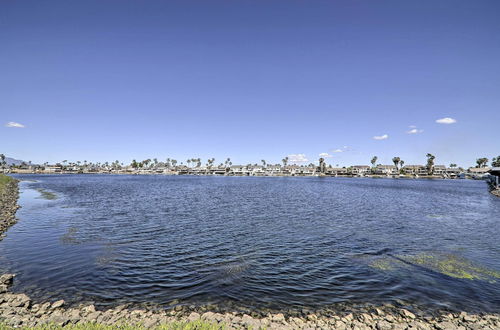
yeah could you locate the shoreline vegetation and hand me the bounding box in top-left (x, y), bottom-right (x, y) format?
top-left (0, 174), bottom-right (20, 241)
top-left (1, 274), bottom-right (499, 329)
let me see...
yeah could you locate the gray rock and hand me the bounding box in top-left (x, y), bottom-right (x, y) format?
top-left (0, 274), bottom-right (14, 286)
top-left (400, 309), bottom-right (416, 320)
top-left (51, 299), bottom-right (65, 309)
top-left (187, 312), bottom-right (200, 321)
top-left (272, 313), bottom-right (285, 322)
top-left (435, 321), bottom-right (459, 329)
top-left (376, 320), bottom-right (393, 330)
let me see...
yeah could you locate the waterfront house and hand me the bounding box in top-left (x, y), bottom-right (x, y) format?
top-left (44, 165), bottom-right (63, 173)
top-left (251, 165), bottom-right (265, 176)
top-left (489, 167), bottom-right (500, 188)
top-left (467, 167), bottom-right (491, 179)
top-left (402, 165), bottom-right (427, 175)
top-left (351, 165), bottom-right (370, 176)
top-left (433, 165), bottom-right (447, 175)
top-left (445, 167), bottom-right (461, 177)
top-left (325, 167), bottom-right (348, 176)
top-left (373, 165), bottom-right (398, 175)
top-left (265, 165), bottom-right (282, 176)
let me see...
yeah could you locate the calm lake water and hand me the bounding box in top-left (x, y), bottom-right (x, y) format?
top-left (1, 175), bottom-right (499, 314)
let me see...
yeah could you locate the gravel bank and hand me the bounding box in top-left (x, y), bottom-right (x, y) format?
top-left (0, 175), bottom-right (20, 240)
top-left (1, 275), bottom-right (498, 329)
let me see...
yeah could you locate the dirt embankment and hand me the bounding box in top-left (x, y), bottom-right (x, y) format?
top-left (0, 175), bottom-right (20, 240)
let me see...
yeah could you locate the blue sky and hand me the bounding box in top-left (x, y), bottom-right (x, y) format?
top-left (1, 0), bottom-right (499, 167)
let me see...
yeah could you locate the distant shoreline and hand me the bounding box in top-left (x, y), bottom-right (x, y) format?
top-left (5, 170), bottom-right (489, 181)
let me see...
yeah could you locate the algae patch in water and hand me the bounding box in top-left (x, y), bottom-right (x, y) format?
top-left (369, 258), bottom-right (399, 271)
top-left (36, 188), bottom-right (58, 200)
top-left (369, 253), bottom-right (500, 282)
top-left (403, 254), bottom-right (500, 281)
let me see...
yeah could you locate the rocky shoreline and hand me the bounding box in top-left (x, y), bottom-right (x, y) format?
top-left (0, 176), bottom-right (20, 241)
top-left (0, 275), bottom-right (498, 329)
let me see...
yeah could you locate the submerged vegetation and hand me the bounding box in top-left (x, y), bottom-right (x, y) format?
top-left (369, 253), bottom-right (500, 282)
top-left (36, 188), bottom-right (57, 200)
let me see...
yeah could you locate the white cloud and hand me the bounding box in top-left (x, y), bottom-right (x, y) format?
top-left (436, 117), bottom-right (457, 124)
top-left (319, 152), bottom-right (332, 158)
top-left (332, 149), bottom-right (343, 153)
top-left (5, 121), bottom-right (25, 128)
top-left (373, 134), bottom-right (389, 140)
top-left (409, 125), bottom-right (417, 128)
top-left (407, 128), bottom-right (424, 134)
top-left (287, 154), bottom-right (308, 163)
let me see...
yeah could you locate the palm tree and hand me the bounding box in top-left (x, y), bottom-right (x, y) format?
top-left (492, 156), bottom-right (500, 167)
top-left (371, 156), bottom-right (378, 167)
top-left (392, 157), bottom-right (400, 170)
top-left (476, 158), bottom-right (488, 168)
top-left (426, 153), bottom-right (435, 175)
top-left (449, 163), bottom-right (457, 168)
top-left (261, 160), bottom-right (266, 167)
top-left (187, 159), bottom-right (191, 167)
top-left (282, 157), bottom-right (289, 167)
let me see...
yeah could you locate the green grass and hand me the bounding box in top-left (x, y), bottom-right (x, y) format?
top-left (0, 320), bottom-right (226, 330)
top-left (0, 174), bottom-right (15, 194)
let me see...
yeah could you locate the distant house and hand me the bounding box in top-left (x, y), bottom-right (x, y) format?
top-left (445, 167), bottom-right (461, 177)
top-left (251, 166), bottom-right (265, 176)
top-left (467, 167), bottom-right (491, 179)
top-left (373, 165), bottom-right (398, 175)
top-left (433, 165), bottom-right (447, 175)
top-left (351, 165), bottom-right (370, 175)
top-left (489, 167), bottom-right (500, 188)
top-left (402, 165), bottom-right (427, 175)
top-left (295, 166), bottom-right (315, 176)
top-left (265, 165), bottom-right (282, 176)
top-left (44, 165), bottom-right (62, 173)
top-left (325, 167), bottom-right (348, 176)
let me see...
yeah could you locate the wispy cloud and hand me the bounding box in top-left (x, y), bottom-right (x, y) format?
top-left (373, 134), bottom-right (388, 140)
top-left (5, 121), bottom-right (25, 128)
top-left (330, 146), bottom-right (349, 153)
top-left (436, 117), bottom-right (457, 124)
top-left (288, 154), bottom-right (308, 163)
top-left (319, 152), bottom-right (332, 158)
top-left (407, 126), bottom-right (424, 134)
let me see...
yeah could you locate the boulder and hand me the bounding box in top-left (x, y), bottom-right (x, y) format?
top-left (51, 299), bottom-right (65, 309)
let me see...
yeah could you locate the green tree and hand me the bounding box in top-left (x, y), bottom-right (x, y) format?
top-left (392, 157), bottom-right (400, 170)
top-left (426, 153), bottom-right (435, 175)
top-left (476, 157), bottom-right (488, 168)
top-left (492, 156), bottom-right (500, 167)
top-left (371, 156), bottom-right (378, 167)
top-left (449, 163), bottom-right (457, 168)
top-left (0, 154), bottom-right (6, 169)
